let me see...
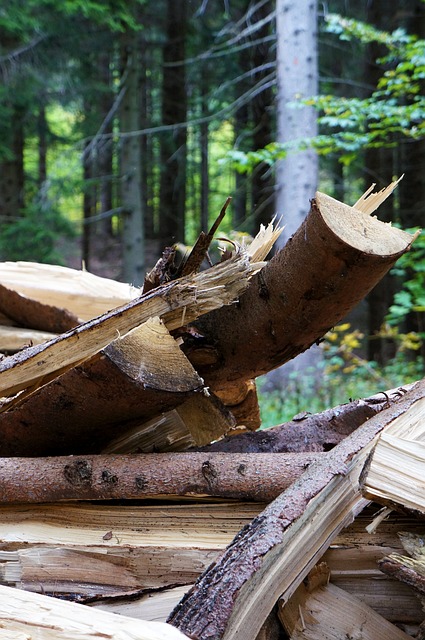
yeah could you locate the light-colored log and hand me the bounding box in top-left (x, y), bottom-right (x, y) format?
top-left (0, 325), bottom-right (56, 351)
top-left (0, 261), bottom-right (138, 320)
top-left (0, 583), bottom-right (188, 639)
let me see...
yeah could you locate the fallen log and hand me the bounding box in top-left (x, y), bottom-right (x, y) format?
top-left (168, 378), bottom-right (425, 640)
top-left (379, 531), bottom-right (425, 596)
top-left (0, 583), bottom-right (188, 640)
top-left (0, 451), bottom-right (322, 503)
top-left (195, 386), bottom-right (408, 453)
top-left (183, 190), bottom-right (416, 397)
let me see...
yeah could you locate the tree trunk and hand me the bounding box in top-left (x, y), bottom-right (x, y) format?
top-left (159, 0), bottom-right (187, 247)
top-left (120, 29), bottom-right (145, 285)
top-left (0, 104), bottom-right (25, 219)
top-left (275, 0), bottom-right (318, 246)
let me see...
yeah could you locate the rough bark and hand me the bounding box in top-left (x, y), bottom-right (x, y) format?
top-left (184, 193), bottom-right (415, 393)
top-left (168, 379), bottom-right (425, 640)
top-left (195, 387), bottom-right (408, 453)
top-left (0, 283), bottom-right (79, 333)
top-left (0, 451), bottom-right (322, 503)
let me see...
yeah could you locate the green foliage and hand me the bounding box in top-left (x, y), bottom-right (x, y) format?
top-left (258, 322), bottom-right (424, 428)
top-left (387, 229), bottom-right (425, 327)
top-left (0, 198), bottom-right (75, 264)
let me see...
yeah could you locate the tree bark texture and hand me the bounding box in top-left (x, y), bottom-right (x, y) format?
top-left (0, 452), bottom-right (322, 503)
top-left (168, 379), bottom-right (425, 640)
top-left (184, 193), bottom-right (415, 393)
top-left (276, 0), bottom-right (318, 247)
top-left (195, 386), bottom-right (408, 453)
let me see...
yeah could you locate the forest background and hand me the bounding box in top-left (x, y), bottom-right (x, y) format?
top-left (0, 0), bottom-right (424, 425)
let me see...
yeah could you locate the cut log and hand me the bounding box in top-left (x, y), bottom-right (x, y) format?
top-left (0, 251), bottom-right (252, 400)
top-left (195, 386), bottom-right (409, 453)
top-left (0, 318), bottom-right (205, 456)
top-left (0, 260), bottom-right (139, 320)
top-left (0, 451), bottom-right (322, 503)
top-left (361, 396), bottom-right (425, 513)
top-left (183, 191), bottom-right (416, 395)
top-left (167, 379), bottom-right (425, 640)
top-left (278, 563), bottom-right (410, 639)
top-left (0, 583), bottom-right (189, 640)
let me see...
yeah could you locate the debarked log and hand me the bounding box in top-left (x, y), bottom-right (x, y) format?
top-left (168, 378), bottom-right (425, 640)
top-left (184, 192), bottom-right (416, 394)
top-left (0, 451), bottom-right (322, 503)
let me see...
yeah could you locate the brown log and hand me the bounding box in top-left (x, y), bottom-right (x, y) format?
top-left (378, 555), bottom-right (425, 596)
top-left (183, 192), bottom-right (415, 393)
top-left (0, 282), bottom-right (79, 333)
top-left (195, 387), bottom-right (409, 453)
top-left (0, 452), bottom-right (321, 503)
top-left (167, 378), bottom-right (425, 640)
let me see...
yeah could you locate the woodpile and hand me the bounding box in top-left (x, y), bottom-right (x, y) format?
top-left (0, 186), bottom-right (424, 639)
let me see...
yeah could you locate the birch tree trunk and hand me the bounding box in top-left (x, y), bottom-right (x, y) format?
top-left (275, 0), bottom-right (318, 246)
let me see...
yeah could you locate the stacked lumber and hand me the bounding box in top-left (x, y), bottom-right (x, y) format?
top-left (0, 186), bottom-right (424, 639)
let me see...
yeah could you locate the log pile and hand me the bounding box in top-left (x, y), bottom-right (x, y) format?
top-left (0, 186), bottom-right (424, 639)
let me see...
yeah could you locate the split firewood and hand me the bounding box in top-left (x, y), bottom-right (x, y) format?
top-left (0, 260), bottom-right (139, 320)
top-left (195, 386), bottom-right (410, 453)
top-left (182, 189), bottom-right (417, 403)
top-left (0, 451), bottom-right (322, 503)
top-left (278, 562), bottom-right (410, 639)
top-left (0, 583), bottom-right (189, 640)
top-left (361, 395), bottom-right (425, 513)
top-left (379, 532), bottom-right (425, 596)
top-left (167, 379), bottom-right (425, 640)
top-left (0, 501), bottom-right (263, 599)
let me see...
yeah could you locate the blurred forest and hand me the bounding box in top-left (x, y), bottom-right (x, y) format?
top-left (0, 0), bottom-right (424, 410)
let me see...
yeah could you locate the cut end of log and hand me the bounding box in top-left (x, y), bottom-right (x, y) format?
top-left (316, 191), bottom-right (415, 257)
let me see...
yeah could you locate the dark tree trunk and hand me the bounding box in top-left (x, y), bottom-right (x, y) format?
top-left (97, 50), bottom-right (114, 238)
top-left (159, 0), bottom-right (187, 247)
top-left (37, 104), bottom-right (48, 188)
top-left (0, 104), bottom-right (25, 219)
top-left (250, 0), bottom-right (275, 230)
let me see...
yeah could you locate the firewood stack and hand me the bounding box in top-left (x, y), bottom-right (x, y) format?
top-left (0, 185), bottom-right (423, 640)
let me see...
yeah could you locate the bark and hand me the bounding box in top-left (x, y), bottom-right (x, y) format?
top-left (168, 379), bottom-right (425, 640)
top-left (0, 282), bottom-right (79, 333)
top-left (0, 452), bottom-right (322, 503)
top-left (184, 192), bottom-right (416, 393)
top-left (378, 555), bottom-right (425, 596)
top-left (195, 387), bottom-right (409, 453)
